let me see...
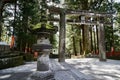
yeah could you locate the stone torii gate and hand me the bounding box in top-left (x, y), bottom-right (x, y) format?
top-left (48, 7), bottom-right (113, 62)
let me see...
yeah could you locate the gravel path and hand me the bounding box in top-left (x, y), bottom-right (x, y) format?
top-left (0, 58), bottom-right (120, 80)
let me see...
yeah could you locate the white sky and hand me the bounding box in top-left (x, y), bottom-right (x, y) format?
top-left (115, 0), bottom-right (120, 2)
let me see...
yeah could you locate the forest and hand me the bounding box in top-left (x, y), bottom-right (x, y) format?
top-left (0, 0), bottom-right (120, 58)
top-left (1, 1), bottom-right (120, 80)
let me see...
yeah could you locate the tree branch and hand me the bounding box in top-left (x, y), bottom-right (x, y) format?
top-left (90, 0), bottom-right (104, 10)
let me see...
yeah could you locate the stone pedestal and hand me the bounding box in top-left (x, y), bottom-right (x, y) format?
top-left (37, 49), bottom-right (50, 71)
top-left (27, 71), bottom-right (55, 80)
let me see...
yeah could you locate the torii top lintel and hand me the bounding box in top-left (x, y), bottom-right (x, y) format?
top-left (48, 6), bottom-right (113, 26)
top-left (49, 6), bottom-right (113, 17)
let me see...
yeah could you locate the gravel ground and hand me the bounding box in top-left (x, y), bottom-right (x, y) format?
top-left (0, 58), bottom-right (120, 80)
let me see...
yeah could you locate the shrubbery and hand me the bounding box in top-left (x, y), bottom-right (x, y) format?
top-left (23, 53), bottom-right (34, 61)
top-left (108, 56), bottom-right (120, 60)
top-left (0, 51), bottom-right (24, 69)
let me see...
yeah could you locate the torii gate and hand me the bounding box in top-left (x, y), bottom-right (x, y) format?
top-left (48, 7), bottom-right (113, 62)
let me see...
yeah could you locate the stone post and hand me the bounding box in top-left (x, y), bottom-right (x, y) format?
top-left (98, 24), bottom-right (106, 61)
top-left (59, 10), bottom-right (66, 62)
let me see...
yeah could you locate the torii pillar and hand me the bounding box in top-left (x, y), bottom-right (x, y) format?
top-left (98, 24), bottom-right (106, 61)
top-left (58, 10), bottom-right (66, 62)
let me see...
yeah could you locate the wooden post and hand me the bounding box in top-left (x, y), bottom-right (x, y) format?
top-left (98, 24), bottom-right (106, 61)
top-left (58, 10), bottom-right (66, 62)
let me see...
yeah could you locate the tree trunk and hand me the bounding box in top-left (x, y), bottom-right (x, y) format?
top-left (22, 3), bottom-right (28, 33)
top-left (110, 0), bottom-right (114, 52)
top-left (0, 10), bottom-right (2, 41)
top-left (93, 28), bottom-right (96, 54)
top-left (96, 26), bottom-right (99, 54)
top-left (71, 26), bottom-right (77, 56)
top-left (79, 28), bottom-right (82, 55)
top-left (80, 1), bottom-right (89, 55)
top-left (0, 0), bottom-right (4, 41)
top-left (20, 40), bottom-right (23, 51)
top-left (111, 25), bottom-right (114, 53)
top-left (13, 0), bottom-right (17, 35)
top-left (82, 25), bottom-right (90, 55)
top-left (58, 11), bottom-right (66, 62)
top-left (90, 26), bottom-right (93, 53)
top-left (98, 24), bottom-right (106, 61)
top-left (21, 2), bottom-right (29, 51)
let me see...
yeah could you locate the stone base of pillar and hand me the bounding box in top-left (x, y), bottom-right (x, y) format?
top-left (99, 58), bottom-right (107, 61)
top-left (27, 70), bottom-right (55, 80)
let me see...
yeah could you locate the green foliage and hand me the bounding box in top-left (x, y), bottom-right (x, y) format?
top-left (46, 24), bottom-right (54, 29)
top-left (2, 0), bottom-right (58, 51)
top-left (114, 34), bottom-right (120, 51)
top-left (66, 24), bottom-right (81, 55)
top-left (104, 26), bottom-right (113, 51)
top-left (23, 53), bottom-right (34, 61)
top-left (32, 23), bottom-right (41, 29)
top-left (96, 1), bottom-right (120, 52)
top-left (12, 0), bottom-right (40, 51)
top-left (49, 34), bottom-right (57, 48)
top-left (114, 3), bottom-right (120, 12)
top-left (32, 23), bottom-right (54, 30)
top-left (3, 0), bottom-right (119, 57)
top-left (113, 2), bottom-right (120, 51)
top-left (65, 0), bottom-right (82, 9)
top-left (16, 32), bottom-right (36, 50)
top-left (0, 53), bottom-right (19, 58)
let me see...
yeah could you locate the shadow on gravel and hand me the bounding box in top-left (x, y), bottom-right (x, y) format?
top-left (0, 72), bottom-right (32, 80)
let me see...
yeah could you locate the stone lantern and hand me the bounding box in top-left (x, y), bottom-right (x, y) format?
top-left (27, 24), bottom-right (57, 80)
top-left (32, 24), bottom-right (57, 70)
top-left (27, 0), bottom-right (58, 79)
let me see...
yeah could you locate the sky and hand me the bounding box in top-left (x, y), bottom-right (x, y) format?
top-left (115, 0), bottom-right (120, 2)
